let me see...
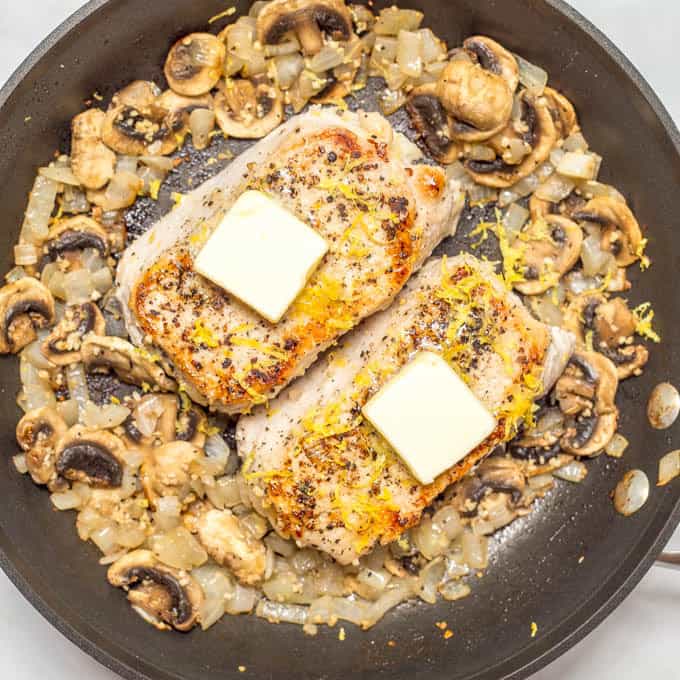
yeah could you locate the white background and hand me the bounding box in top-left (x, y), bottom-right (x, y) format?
top-left (0, 1), bottom-right (679, 678)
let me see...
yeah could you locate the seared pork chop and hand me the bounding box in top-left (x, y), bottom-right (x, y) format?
top-left (116, 108), bottom-right (464, 414)
top-left (237, 254), bottom-right (574, 564)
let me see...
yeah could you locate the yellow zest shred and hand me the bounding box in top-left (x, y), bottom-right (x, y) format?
top-left (149, 179), bottom-right (161, 201)
top-left (229, 336), bottom-right (289, 361)
top-left (633, 302), bottom-right (661, 343)
top-left (585, 329), bottom-right (595, 352)
top-left (190, 320), bottom-right (219, 348)
top-left (530, 622), bottom-right (538, 638)
top-left (110, 395), bottom-right (121, 405)
top-left (171, 191), bottom-right (184, 208)
top-left (208, 6), bottom-right (236, 23)
top-left (636, 237), bottom-right (651, 270)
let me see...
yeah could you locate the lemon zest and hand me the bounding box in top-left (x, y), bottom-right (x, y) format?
top-left (633, 302), bottom-right (661, 343)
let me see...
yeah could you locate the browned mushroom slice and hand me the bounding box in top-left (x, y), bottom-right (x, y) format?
top-left (70, 109), bottom-right (116, 190)
top-left (464, 91), bottom-right (558, 188)
top-left (463, 36), bottom-right (519, 93)
top-left (81, 335), bottom-right (176, 392)
top-left (41, 302), bottom-right (105, 366)
top-left (556, 351), bottom-right (619, 457)
top-left (529, 191), bottom-right (586, 222)
top-left (55, 425), bottom-right (126, 487)
top-left (405, 84), bottom-right (460, 164)
top-left (563, 295), bottom-right (648, 379)
top-left (42, 216), bottom-right (110, 265)
top-left (543, 86), bottom-right (579, 138)
top-left (257, 0), bottom-right (353, 56)
top-left (436, 58), bottom-right (513, 143)
top-left (572, 196), bottom-right (643, 266)
top-left (0, 278), bottom-right (55, 354)
top-left (195, 508), bottom-right (266, 585)
top-left (513, 214), bottom-right (583, 295)
top-left (156, 90), bottom-right (214, 115)
top-left (164, 33), bottom-right (226, 97)
top-left (108, 549), bottom-right (203, 632)
top-left (16, 407), bottom-right (68, 486)
top-left (214, 79), bottom-right (283, 139)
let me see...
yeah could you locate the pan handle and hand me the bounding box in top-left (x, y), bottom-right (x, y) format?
top-left (656, 552), bottom-right (680, 570)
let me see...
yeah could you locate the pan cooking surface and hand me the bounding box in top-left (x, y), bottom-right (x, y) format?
top-left (0, 1), bottom-right (678, 679)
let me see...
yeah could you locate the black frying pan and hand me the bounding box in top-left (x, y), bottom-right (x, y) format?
top-left (0, 1), bottom-right (678, 678)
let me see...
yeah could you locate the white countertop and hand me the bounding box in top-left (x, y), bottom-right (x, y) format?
top-left (0, 1), bottom-right (678, 678)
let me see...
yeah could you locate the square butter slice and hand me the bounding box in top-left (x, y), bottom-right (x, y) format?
top-left (362, 351), bottom-right (497, 485)
top-left (194, 190), bottom-right (329, 323)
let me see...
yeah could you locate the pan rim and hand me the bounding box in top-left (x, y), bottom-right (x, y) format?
top-left (0, 1), bottom-right (679, 679)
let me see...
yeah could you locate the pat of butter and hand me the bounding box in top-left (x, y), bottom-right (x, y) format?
top-left (194, 190), bottom-right (328, 323)
top-left (362, 351), bottom-right (497, 485)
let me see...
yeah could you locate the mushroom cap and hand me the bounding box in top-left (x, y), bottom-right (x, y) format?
top-left (405, 84), bottom-right (460, 164)
top-left (572, 196), bottom-right (643, 267)
top-left (142, 440), bottom-right (204, 503)
top-left (81, 335), bottom-right (177, 392)
top-left (42, 216), bottom-right (110, 264)
top-left (55, 425), bottom-right (126, 487)
top-left (543, 86), bottom-right (579, 139)
top-left (464, 91), bottom-right (558, 188)
top-left (463, 36), bottom-right (520, 93)
top-left (16, 406), bottom-right (68, 486)
top-left (437, 58), bottom-right (514, 142)
top-left (214, 79), bottom-right (284, 139)
top-left (70, 109), bottom-right (116, 190)
top-left (107, 549), bottom-right (203, 632)
top-left (0, 277), bottom-right (56, 354)
top-left (164, 33), bottom-right (226, 97)
top-left (257, 0), bottom-right (353, 56)
top-left (41, 301), bottom-right (106, 366)
top-left (156, 89), bottom-right (214, 115)
top-left (513, 214), bottom-right (583, 295)
top-left (557, 351), bottom-right (619, 457)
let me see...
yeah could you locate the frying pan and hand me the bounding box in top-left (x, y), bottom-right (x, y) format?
top-left (0, 1), bottom-right (678, 678)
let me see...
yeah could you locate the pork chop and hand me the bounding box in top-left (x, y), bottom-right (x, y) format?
top-left (237, 254), bottom-right (574, 565)
top-left (116, 107), bottom-right (464, 414)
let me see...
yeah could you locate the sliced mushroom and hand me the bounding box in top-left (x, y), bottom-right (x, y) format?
top-left (436, 58), bottom-right (513, 143)
top-left (141, 440), bottom-right (204, 504)
top-left (572, 196), bottom-right (643, 266)
top-left (556, 351), bottom-right (619, 457)
top-left (529, 191), bottom-right (586, 222)
top-left (107, 549), bottom-right (203, 632)
top-left (102, 84), bottom-right (186, 156)
top-left (563, 295), bottom-right (648, 379)
top-left (257, 0), bottom-right (353, 56)
top-left (55, 425), bottom-right (126, 487)
top-left (164, 33), bottom-right (226, 97)
top-left (70, 109), bottom-right (116, 190)
top-left (0, 278), bottom-right (55, 354)
top-left (464, 91), bottom-right (558, 187)
top-left (214, 78), bottom-right (284, 139)
top-left (156, 90), bottom-right (214, 115)
top-left (195, 508), bottom-right (266, 585)
top-left (405, 84), bottom-right (460, 164)
top-left (42, 216), bottom-right (109, 265)
top-left (463, 36), bottom-right (519, 93)
top-left (81, 335), bottom-right (176, 392)
top-left (16, 407), bottom-right (68, 486)
top-left (513, 214), bottom-right (583, 295)
top-left (41, 302), bottom-right (105, 366)
top-left (543, 87), bottom-right (578, 138)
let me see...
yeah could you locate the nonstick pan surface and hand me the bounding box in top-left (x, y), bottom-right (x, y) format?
top-left (0, 1), bottom-right (678, 679)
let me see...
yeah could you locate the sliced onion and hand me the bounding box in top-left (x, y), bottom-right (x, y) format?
top-left (100, 171), bottom-right (143, 210)
top-left (264, 533), bottom-right (297, 558)
top-left (412, 516), bottom-right (450, 559)
top-left (56, 398), bottom-right (80, 426)
top-left (613, 469), bottom-right (649, 516)
top-left (581, 234), bottom-right (616, 277)
top-left (514, 53), bottom-right (548, 95)
top-left (379, 88), bottom-right (407, 116)
top-left (50, 489), bottom-right (84, 511)
top-left (39, 165), bottom-right (81, 186)
top-left (5, 266), bottom-right (27, 284)
top-left (189, 109), bottom-right (215, 151)
top-left (553, 460), bottom-right (588, 483)
top-left (264, 37), bottom-right (301, 57)
top-left (63, 269), bottom-right (95, 304)
top-left (12, 244), bottom-right (37, 267)
top-left (256, 599), bottom-right (309, 625)
top-left (309, 45), bottom-right (345, 73)
top-left (647, 383), bottom-right (680, 430)
top-left (81, 400), bottom-right (130, 429)
top-left (115, 155), bottom-right (138, 175)
top-left (21, 175), bottom-right (58, 245)
top-left (419, 28), bottom-right (445, 63)
top-left (134, 394), bottom-right (164, 436)
top-left (564, 270), bottom-right (600, 296)
top-left (396, 30), bottom-right (423, 78)
top-left (91, 267), bottom-right (113, 294)
top-left (153, 496), bottom-right (182, 532)
top-left (90, 522), bottom-right (119, 554)
top-left (461, 531), bottom-right (488, 569)
top-left (417, 557), bottom-right (446, 604)
top-left (356, 567), bottom-right (392, 600)
top-left (240, 512), bottom-right (269, 540)
top-left (439, 581), bottom-right (471, 601)
top-left (374, 7), bottom-right (423, 36)
top-left (432, 505), bottom-right (463, 541)
top-left (273, 53), bottom-right (304, 90)
top-left (193, 564), bottom-right (235, 630)
top-left (22, 339), bottom-right (54, 370)
top-left (530, 293), bottom-right (564, 326)
top-left (139, 155), bottom-right (175, 173)
top-left (150, 526), bottom-right (208, 570)
top-left (225, 583), bottom-right (258, 614)
top-left (563, 132), bottom-right (589, 153)
top-left (62, 185), bottom-right (90, 214)
top-left (557, 151), bottom-right (598, 180)
top-left (499, 172), bottom-right (541, 206)
top-left (65, 363), bottom-right (90, 417)
top-left (605, 433), bottom-right (629, 459)
top-left (503, 203), bottom-right (529, 235)
top-left (13, 453), bottom-right (28, 474)
top-left (578, 181), bottom-right (625, 203)
top-left (658, 450), bottom-right (680, 487)
top-left (371, 36), bottom-right (399, 64)
top-left (535, 173), bottom-right (576, 202)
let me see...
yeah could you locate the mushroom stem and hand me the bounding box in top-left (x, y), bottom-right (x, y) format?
top-left (296, 20), bottom-right (324, 55)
